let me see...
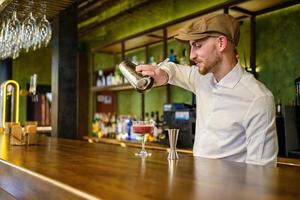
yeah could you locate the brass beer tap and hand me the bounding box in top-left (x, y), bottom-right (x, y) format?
top-left (0, 80), bottom-right (20, 131)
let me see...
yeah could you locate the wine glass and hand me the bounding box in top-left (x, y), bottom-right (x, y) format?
top-left (38, 14), bottom-right (52, 48)
top-left (21, 12), bottom-right (37, 52)
top-left (132, 120), bottom-right (155, 157)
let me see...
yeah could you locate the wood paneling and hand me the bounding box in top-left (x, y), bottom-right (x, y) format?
top-left (51, 4), bottom-right (78, 139)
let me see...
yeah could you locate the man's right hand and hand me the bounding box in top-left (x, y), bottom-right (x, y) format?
top-left (135, 64), bottom-right (169, 86)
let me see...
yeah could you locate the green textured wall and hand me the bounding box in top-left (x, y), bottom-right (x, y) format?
top-left (94, 53), bottom-right (115, 71)
top-left (12, 47), bottom-right (52, 124)
top-left (256, 5), bottom-right (300, 104)
top-left (82, 0), bottom-right (226, 47)
top-left (237, 19), bottom-right (251, 68)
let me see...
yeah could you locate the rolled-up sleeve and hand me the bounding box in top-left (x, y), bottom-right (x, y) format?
top-left (243, 95), bottom-right (278, 166)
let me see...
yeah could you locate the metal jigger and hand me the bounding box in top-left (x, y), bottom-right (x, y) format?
top-left (167, 129), bottom-right (179, 160)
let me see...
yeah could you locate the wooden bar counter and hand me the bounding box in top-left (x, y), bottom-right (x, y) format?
top-left (0, 134), bottom-right (300, 200)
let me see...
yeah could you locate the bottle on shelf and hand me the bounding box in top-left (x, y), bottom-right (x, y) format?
top-left (158, 54), bottom-right (164, 63)
top-left (150, 111), bottom-right (155, 122)
top-left (96, 70), bottom-right (105, 87)
top-left (179, 48), bottom-right (188, 65)
top-left (114, 64), bottom-right (123, 85)
top-left (132, 56), bottom-right (139, 65)
top-left (276, 99), bottom-right (282, 117)
top-left (111, 113), bottom-right (117, 139)
top-left (155, 111), bottom-right (160, 127)
top-left (149, 56), bottom-right (157, 65)
top-left (145, 112), bottom-right (149, 121)
top-left (106, 73), bottom-right (114, 86)
top-left (155, 111), bottom-right (163, 140)
top-left (92, 113), bottom-right (102, 138)
top-left (169, 49), bottom-right (178, 64)
top-left (126, 116), bottom-right (133, 140)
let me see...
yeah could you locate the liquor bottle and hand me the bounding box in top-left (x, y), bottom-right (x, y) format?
top-left (275, 99), bottom-right (285, 156)
top-left (116, 116), bottom-right (122, 135)
top-left (132, 56), bottom-right (139, 65)
top-left (276, 99), bottom-right (282, 117)
top-left (150, 111), bottom-right (155, 122)
top-left (127, 117), bottom-right (133, 140)
top-left (111, 113), bottom-right (117, 139)
top-left (96, 70), bottom-right (104, 87)
top-left (155, 111), bottom-right (163, 140)
top-left (155, 111), bottom-right (160, 127)
top-left (149, 56), bottom-right (157, 65)
top-left (149, 111), bottom-right (157, 141)
top-left (145, 112), bottom-right (149, 121)
top-left (179, 48), bottom-right (188, 65)
top-left (114, 64), bottom-right (123, 85)
top-left (169, 49), bottom-right (179, 64)
top-left (158, 54), bottom-right (164, 63)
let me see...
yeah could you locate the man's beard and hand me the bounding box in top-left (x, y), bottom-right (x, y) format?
top-left (197, 51), bottom-right (221, 75)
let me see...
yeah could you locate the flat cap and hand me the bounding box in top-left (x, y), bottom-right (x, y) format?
top-left (175, 13), bottom-right (240, 46)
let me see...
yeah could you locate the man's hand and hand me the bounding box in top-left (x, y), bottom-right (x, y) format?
top-left (135, 64), bottom-right (169, 86)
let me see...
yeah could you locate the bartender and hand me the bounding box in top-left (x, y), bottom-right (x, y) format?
top-left (136, 13), bottom-right (278, 166)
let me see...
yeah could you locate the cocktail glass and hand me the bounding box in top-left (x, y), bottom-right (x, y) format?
top-left (132, 120), bottom-right (154, 157)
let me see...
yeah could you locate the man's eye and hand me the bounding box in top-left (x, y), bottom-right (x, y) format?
top-left (194, 42), bottom-right (202, 48)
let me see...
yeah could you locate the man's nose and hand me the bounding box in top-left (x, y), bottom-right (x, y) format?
top-left (190, 49), bottom-right (196, 61)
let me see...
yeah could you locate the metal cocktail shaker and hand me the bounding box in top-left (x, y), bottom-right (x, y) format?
top-left (119, 60), bottom-right (154, 93)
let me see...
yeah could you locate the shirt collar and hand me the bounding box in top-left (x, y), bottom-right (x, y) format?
top-left (215, 61), bottom-right (243, 89)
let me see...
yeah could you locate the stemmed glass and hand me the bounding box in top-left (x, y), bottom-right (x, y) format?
top-left (21, 12), bottom-right (37, 52)
top-left (8, 11), bottom-right (21, 59)
top-left (132, 120), bottom-right (155, 157)
top-left (38, 1), bottom-right (52, 48)
top-left (0, 0), bottom-right (52, 60)
top-left (38, 14), bottom-right (52, 48)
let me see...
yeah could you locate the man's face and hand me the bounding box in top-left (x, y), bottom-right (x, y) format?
top-left (189, 37), bottom-right (221, 75)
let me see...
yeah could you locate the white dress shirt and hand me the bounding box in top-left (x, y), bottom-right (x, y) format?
top-left (160, 61), bottom-right (278, 166)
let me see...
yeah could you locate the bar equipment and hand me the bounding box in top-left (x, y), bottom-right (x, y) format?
top-left (163, 103), bottom-right (195, 148)
top-left (276, 105), bottom-right (300, 157)
top-left (119, 60), bottom-right (154, 93)
top-left (167, 129), bottom-right (179, 160)
top-left (294, 77), bottom-right (300, 157)
top-left (29, 74), bottom-right (38, 102)
top-left (0, 80), bottom-right (20, 130)
top-left (296, 77), bottom-right (300, 106)
top-left (118, 58), bottom-right (169, 93)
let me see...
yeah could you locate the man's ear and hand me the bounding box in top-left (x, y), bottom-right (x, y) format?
top-left (217, 36), bottom-right (228, 52)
